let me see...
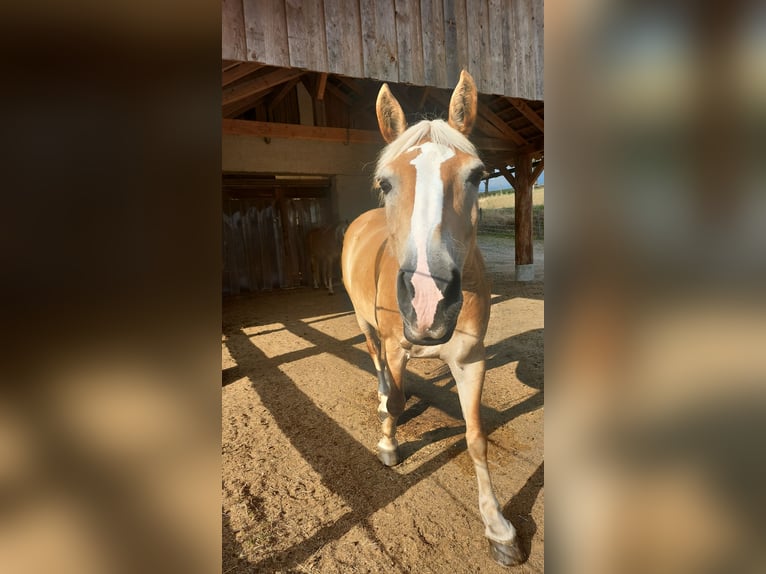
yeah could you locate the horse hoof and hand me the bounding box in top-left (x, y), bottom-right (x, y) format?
top-left (377, 448), bottom-right (400, 467)
top-left (488, 536), bottom-right (524, 567)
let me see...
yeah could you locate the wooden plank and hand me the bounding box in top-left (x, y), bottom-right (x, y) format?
top-left (223, 69), bottom-right (304, 117)
top-left (223, 119), bottom-right (384, 144)
top-left (243, 0), bottom-right (289, 66)
top-left (443, 0), bottom-right (459, 85)
top-left (514, 0), bottom-right (533, 99)
top-left (315, 73), bottom-right (328, 101)
top-left (360, 0), bottom-right (398, 81)
top-left (502, 0), bottom-right (518, 97)
top-left (454, 0), bottom-right (469, 82)
top-left (394, 0), bottom-right (424, 84)
top-left (533, 0), bottom-right (544, 99)
top-left (224, 93), bottom-right (270, 119)
top-left (421, 0), bottom-right (447, 88)
top-left (465, 0), bottom-right (484, 83)
top-left (284, 0), bottom-right (309, 69)
top-left (267, 77), bottom-right (302, 113)
top-left (223, 62), bottom-right (265, 88)
top-left (222, 119), bottom-right (519, 152)
top-left (222, 0), bottom-right (247, 61)
top-left (324, 0), bottom-right (363, 77)
top-left (477, 101), bottom-right (528, 145)
top-left (471, 135), bottom-right (522, 152)
top-left (223, 68), bottom-right (305, 108)
top-left (478, 0), bottom-right (491, 91)
top-left (426, 89), bottom-right (507, 140)
top-left (509, 97), bottom-right (544, 132)
top-left (285, 0), bottom-right (327, 71)
top-left (486, 0), bottom-right (505, 94)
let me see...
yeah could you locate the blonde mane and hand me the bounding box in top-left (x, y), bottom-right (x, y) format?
top-left (375, 119), bottom-right (477, 174)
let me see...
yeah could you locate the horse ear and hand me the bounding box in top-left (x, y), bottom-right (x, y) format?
top-left (376, 83), bottom-right (407, 143)
top-left (448, 70), bottom-right (478, 136)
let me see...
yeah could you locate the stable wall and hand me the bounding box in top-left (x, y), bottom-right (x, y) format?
top-left (223, 133), bottom-right (381, 222)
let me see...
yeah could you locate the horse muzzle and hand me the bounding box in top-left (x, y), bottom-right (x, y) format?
top-left (397, 266), bottom-right (463, 346)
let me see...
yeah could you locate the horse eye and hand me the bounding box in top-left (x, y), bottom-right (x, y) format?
top-left (466, 168), bottom-right (485, 188)
top-left (378, 178), bottom-right (392, 194)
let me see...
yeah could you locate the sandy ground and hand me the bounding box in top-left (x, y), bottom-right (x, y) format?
top-left (222, 236), bottom-right (544, 573)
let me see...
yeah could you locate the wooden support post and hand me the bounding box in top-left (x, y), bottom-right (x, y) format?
top-left (514, 153), bottom-right (535, 281)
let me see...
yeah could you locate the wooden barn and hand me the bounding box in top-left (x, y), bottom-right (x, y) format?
top-left (222, 0), bottom-right (544, 293)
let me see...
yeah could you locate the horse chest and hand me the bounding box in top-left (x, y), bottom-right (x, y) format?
top-left (404, 343), bottom-right (443, 359)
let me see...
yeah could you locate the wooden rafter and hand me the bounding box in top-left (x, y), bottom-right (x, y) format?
top-left (424, 90), bottom-right (503, 139)
top-left (223, 68), bottom-right (305, 109)
top-left (315, 73), bottom-right (328, 101)
top-left (477, 102), bottom-right (527, 146)
top-left (509, 98), bottom-right (544, 133)
top-left (267, 77), bottom-right (302, 113)
top-left (334, 76), bottom-right (365, 97)
top-left (223, 62), bottom-right (265, 88)
top-left (325, 82), bottom-right (353, 105)
top-left (224, 94), bottom-right (270, 119)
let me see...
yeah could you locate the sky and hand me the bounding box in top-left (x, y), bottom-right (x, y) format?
top-left (484, 170), bottom-right (544, 192)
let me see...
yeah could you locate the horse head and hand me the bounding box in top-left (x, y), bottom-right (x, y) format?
top-left (374, 71), bottom-right (485, 345)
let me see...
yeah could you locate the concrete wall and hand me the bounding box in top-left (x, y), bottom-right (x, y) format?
top-left (223, 133), bottom-right (381, 222)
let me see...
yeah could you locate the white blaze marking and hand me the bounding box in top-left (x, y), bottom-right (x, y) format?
top-left (407, 143), bottom-right (454, 331)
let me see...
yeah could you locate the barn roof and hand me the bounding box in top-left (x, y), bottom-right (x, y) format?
top-left (222, 64), bottom-right (543, 180)
top-left (222, 1), bottom-right (543, 179)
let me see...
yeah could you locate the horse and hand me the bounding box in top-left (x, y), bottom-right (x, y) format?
top-left (306, 221), bottom-right (347, 294)
top-left (341, 71), bottom-right (524, 566)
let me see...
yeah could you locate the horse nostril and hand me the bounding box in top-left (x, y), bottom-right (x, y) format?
top-left (443, 268), bottom-right (462, 301)
top-left (397, 270), bottom-right (415, 300)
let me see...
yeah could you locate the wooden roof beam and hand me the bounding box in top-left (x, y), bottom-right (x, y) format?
top-left (509, 98), bottom-right (544, 133)
top-left (223, 68), bottom-right (304, 108)
top-left (267, 77), bottom-right (302, 113)
top-left (324, 81), bottom-right (353, 105)
top-left (223, 119), bottom-right (384, 144)
top-left (223, 94), bottom-right (269, 119)
top-left (315, 73), bottom-right (328, 101)
top-left (531, 157), bottom-right (545, 182)
top-left (477, 101), bottom-right (528, 146)
top-left (223, 62), bottom-right (265, 88)
top-left (334, 76), bottom-right (365, 97)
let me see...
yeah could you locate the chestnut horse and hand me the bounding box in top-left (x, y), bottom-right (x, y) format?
top-left (306, 222), bottom-right (347, 294)
top-left (341, 71), bottom-right (523, 566)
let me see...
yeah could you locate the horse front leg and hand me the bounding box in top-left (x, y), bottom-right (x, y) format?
top-left (448, 350), bottom-right (524, 566)
top-left (376, 338), bottom-right (407, 466)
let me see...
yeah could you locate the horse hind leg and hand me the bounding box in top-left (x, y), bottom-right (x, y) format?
top-left (310, 255), bottom-right (320, 289)
top-left (324, 258), bottom-right (334, 295)
top-left (448, 352), bottom-right (524, 566)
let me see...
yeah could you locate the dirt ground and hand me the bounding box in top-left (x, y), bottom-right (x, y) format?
top-left (222, 236), bottom-right (544, 573)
